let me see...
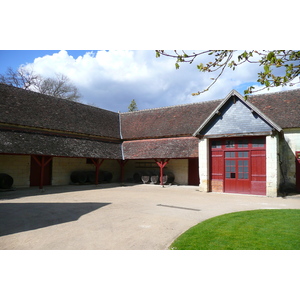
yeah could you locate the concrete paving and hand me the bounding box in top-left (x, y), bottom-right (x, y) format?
top-left (1, 184), bottom-right (300, 250)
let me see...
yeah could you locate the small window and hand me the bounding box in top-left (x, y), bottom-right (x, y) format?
top-left (238, 151), bottom-right (249, 158)
top-left (252, 138), bottom-right (265, 147)
top-left (225, 152), bottom-right (235, 158)
top-left (211, 140), bottom-right (222, 148)
top-left (225, 140), bottom-right (235, 148)
top-left (238, 139), bottom-right (248, 148)
top-left (225, 160), bottom-right (236, 178)
top-left (238, 160), bottom-right (249, 179)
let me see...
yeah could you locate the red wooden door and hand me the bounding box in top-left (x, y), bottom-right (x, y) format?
top-left (251, 150), bottom-right (266, 195)
top-left (210, 137), bottom-right (266, 195)
top-left (210, 150), bottom-right (224, 192)
top-left (188, 158), bottom-right (200, 185)
top-left (224, 151), bottom-right (251, 194)
top-left (30, 155), bottom-right (52, 186)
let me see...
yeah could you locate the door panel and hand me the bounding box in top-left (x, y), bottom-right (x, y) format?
top-left (251, 150), bottom-right (266, 195)
top-left (224, 159), bottom-right (237, 192)
top-left (210, 150), bottom-right (224, 192)
top-left (224, 151), bottom-right (251, 194)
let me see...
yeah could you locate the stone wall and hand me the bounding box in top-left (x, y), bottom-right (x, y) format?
top-left (52, 158), bottom-right (120, 185)
top-left (0, 155), bottom-right (31, 187)
top-left (278, 129), bottom-right (300, 193)
top-left (123, 159), bottom-right (188, 185)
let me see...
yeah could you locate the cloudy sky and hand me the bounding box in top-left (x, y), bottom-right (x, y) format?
top-left (1, 1), bottom-right (298, 113)
top-left (1, 49), bottom-right (299, 113)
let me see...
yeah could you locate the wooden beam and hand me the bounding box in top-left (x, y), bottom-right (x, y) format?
top-left (155, 159), bottom-right (170, 185)
top-left (32, 154), bottom-right (42, 166)
top-left (40, 156), bottom-right (45, 190)
top-left (90, 158), bottom-right (104, 185)
top-left (31, 155), bottom-right (53, 189)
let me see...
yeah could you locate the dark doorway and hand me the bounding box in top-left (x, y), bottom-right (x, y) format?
top-left (30, 155), bottom-right (52, 187)
top-left (188, 158), bottom-right (200, 185)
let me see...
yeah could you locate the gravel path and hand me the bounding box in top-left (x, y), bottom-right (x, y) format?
top-left (1, 184), bottom-right (299, 250)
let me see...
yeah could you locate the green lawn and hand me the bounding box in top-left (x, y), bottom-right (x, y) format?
top-left (170, 209), bottom-right (300, 250)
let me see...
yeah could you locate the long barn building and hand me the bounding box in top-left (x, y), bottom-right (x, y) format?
top-left (1, 83), bottom-right (300, 196)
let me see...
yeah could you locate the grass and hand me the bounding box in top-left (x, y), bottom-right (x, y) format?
top-left (170, 209), bottom-right (300, 250)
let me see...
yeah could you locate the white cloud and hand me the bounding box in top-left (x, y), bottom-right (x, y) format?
top-left (23, 50), bottom-right (300, 112)
top-left (24, 50), bottom-right (193, 111)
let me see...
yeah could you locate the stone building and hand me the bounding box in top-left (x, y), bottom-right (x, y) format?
top-left (1, 83), bottom-right (300, 196)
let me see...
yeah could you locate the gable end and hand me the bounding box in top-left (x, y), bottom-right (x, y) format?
top-left (193, 90), bottom-right (282, 137)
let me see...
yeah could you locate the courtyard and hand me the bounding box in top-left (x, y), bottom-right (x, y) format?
top-left (1, 184), bottom-right (300, 250)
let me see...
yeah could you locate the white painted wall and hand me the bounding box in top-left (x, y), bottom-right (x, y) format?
top-left (168, 159), bottom-right (188, 185)
top-left (266, 135), bottom-right (279, 197)
top-left (198, 138), bottom-right (209, 192)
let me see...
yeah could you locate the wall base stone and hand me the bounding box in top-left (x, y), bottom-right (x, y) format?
top-left (211, 179), bottom-right (223, 193)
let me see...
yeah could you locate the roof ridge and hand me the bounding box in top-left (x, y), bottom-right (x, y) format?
top-left (120, 98), bottom-right (223, 114)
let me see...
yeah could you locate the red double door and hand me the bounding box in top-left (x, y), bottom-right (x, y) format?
top-left (224, 150), bottom-right (251, 194)
top-left (211, 137), bottom-right (266, 195)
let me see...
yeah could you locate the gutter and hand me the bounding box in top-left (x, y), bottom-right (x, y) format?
top-left (118, 113), bottom-right (125, 160)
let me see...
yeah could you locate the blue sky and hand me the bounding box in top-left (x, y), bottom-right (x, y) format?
top-left (0, 51), bottom-right (95, 73)
top-left (1, 0), bottom-right (298, 113)
top-left (0, 50), bottom-right (298, 112)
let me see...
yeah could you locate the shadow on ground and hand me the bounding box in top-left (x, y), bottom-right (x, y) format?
top-left (0, 183), bottom-right (137, 201)
top-left (0, 202), bottom-right (110, 236)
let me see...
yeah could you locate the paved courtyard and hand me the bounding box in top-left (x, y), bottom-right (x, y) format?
top-left (1, 184), bottom-right (300, 250)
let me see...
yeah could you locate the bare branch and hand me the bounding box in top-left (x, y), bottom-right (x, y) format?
top-left (156, 50), bottom-right (300, 97)
top-left (0, 67), bottom-right (81, 102)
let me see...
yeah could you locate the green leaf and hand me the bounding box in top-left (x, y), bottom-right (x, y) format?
top-left (175, 63), bottom-right (180, 70)
top-left (267, 51), bottom-right (275, 61)
top-left (264, 65), bottom-right (270, 73)
top-left (197, 63), bottom-right (205, 71)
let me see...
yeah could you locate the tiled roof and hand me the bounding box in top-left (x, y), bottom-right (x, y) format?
top-left (121, 88), bottom-right (300, 141)
top-left (123, 137), bottom-right (198, 159)
top-left (1, 83), bottom-right (300, 160)
top-left (248, 89), bottom-right (300, 129)
top-left (120, 100), bottom-right (221, 139)
top-left (0, 131), bottom-right (122, 159)
top-left (0, 83), bottom-right (120, 139)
